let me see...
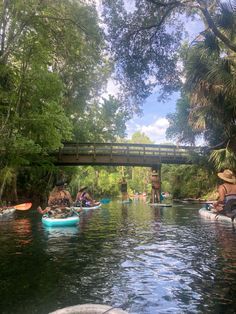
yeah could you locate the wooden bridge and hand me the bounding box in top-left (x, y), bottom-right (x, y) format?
top-left (54, 142), bottom-right (205, 167)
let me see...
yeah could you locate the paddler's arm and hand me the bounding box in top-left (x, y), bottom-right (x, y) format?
top-left (37, 206), bottom-right (51, 214)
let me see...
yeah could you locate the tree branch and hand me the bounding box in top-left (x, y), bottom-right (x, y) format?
top-left (34, 15), bottom-right (90, 37)
top-left (199, 5), bottom-right (236, 52)
top-left (146, 0), bottom-right (193, 7)
top-left (146, 0), bottom-right (236, 52)
top-left (127, 4), bottom-right (176, 40)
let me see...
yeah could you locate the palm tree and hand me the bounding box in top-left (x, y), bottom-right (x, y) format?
top-left (182, 3), bottom-right (236, 169)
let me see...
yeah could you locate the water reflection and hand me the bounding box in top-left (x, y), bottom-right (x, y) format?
top-left (0, 203), bottom-right (236, 313)
top-left (44, 226), bottom-right (79, 238)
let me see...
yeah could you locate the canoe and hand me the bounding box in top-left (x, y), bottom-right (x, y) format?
top-left (0, 208), bottom-right (16, 217)
top-left (149, 203), bottom-right (172, 207)
top-left (42, 215), bottom-right (79, 227)
top-left (199, 207), bottom-right (236, 223)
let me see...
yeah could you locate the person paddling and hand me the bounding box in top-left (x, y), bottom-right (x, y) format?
top-left (75, 186), bottom-right (99, 207)
top-left (119, 177), bottom-right (129, 202)
top-left (150, 169), bottom-right (160, 203)
top-left (212, 169), bottom-right (236, 217)
top-left (37, 180), bottom-right (73, 215)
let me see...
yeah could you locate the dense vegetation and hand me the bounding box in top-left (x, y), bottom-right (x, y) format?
top-left (1, 0), bottom-right (235, 204)
top-left (0, 0), bottom-right (130, 204)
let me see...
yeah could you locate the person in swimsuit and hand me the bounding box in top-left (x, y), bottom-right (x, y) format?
top-left (150, 170), bottom-right (160, 203)
top-left (75, 186), bottom-right (99, 207)
top-left (213, 169), bottom-right (236, 213)
top-left (120, 177), bottom-right (129, 202)
top-left (37, 180), bottom-right (73, 215)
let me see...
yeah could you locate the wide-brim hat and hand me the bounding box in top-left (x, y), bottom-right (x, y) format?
top-left (55, 180), bottom-right (66, 187)
top-left (79, 186), bottom-right (87, 192)
top-left (217, 169), bottom-right (236, 183)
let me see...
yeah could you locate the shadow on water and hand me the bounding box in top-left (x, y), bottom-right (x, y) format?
top-left (0, 202), bottom-right (236, 313)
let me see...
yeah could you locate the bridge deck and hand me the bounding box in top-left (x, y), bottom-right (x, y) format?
top-left (54, 143), bottom-right (203, 166)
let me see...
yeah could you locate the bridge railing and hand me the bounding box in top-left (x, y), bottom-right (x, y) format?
top-left (59, 142), bottom-right (201, 160)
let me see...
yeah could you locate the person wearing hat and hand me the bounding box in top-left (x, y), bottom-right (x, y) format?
top-left (150, 169), bottom-right (160, 204)
top-left (119, 177), bottom-right (129, 202)
top-left (37, 180), bottom-right (73, 214)
top-left (213, 169), bottom-right (236, 213)
top-left (75, 186), bottom-right (99, 207)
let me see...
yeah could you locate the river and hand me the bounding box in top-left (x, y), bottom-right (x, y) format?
top-left (0, 201), bottom-right (236, 314)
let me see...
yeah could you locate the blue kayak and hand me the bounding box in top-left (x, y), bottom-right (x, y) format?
top-left (100, 198), bottom-right (111, 204)
top-left (42, 215), bottom-right (79, 227)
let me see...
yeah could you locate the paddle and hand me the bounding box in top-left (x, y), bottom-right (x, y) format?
top-left (13, 202), bottom-right (32, 210)
top-left (71, 208), bottom-right (82, 216)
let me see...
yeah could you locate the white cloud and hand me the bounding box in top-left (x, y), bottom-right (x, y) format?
top-left (126, 117), bottom-right (170, 144)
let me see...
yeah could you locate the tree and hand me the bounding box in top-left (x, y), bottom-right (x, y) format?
top-left (130, 131), bottom-right (153, 144)
top-left (0, 0), bottom-right (108, 200)
top-left (166, 93), bottom-right (200, 145)
top-left (101, 0), bottom-right (236, 104)
top-left (180, 10), bottom-right (236, 169)
top-left (72, 96), bottom-right (131, 142)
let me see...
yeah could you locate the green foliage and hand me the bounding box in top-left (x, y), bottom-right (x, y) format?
top-left (102, 0), bottom-right (183, 104)
top-left (129, 131), bottom-right (153, 144)
top-left (210, 149), bottom-right (236, 172)
top-left (166, 93), bottom-right (200, 145)
top-left (0, 0), bottom-right (114, 200)
top-left (102, 0), bottom-right (236, 106)
top-left (72, 96), bottom-right (130, 142)
top-left (165, 3), bottom-right (236, 170)
top-left (69, 166), bottom-right (121, 198)
top-left (162, 164), bottom-right (217, 199)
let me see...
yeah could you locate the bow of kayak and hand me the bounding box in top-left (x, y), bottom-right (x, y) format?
top-left (42, 215), bottom-right (80, 227)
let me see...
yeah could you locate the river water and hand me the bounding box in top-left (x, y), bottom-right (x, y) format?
top-left (0, 200), bottom-right (236, 314)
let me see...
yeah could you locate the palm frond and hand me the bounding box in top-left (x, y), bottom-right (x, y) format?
top-left (218, 2), bottom-right (236, 31)
top-left (210, 148), bottom-right (236, 170)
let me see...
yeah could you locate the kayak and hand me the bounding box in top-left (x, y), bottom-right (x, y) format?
top-left (120, 199), bottom-right (132, 204)
top-left (100, 198), bottom-right (111, 204)
top-left (199, 207), bottom-right (236, 223)
top-left (149, 203), bottom-right (172, 207)
top-left (73, 203), bottom-right (102, 212)
top-left (0, 208), bottom-right (16, 217)
top-left (50, 303), bottom-right (128, 314)
top-left (42, 215), bottom-right (80, 227)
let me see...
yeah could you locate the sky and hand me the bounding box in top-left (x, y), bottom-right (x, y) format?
top-left (126, 92), bottom-right (180, 143)
top-left (96, 0), bottom-right (204, 144)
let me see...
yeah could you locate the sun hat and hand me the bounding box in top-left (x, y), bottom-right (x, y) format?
top-left (152, 170), bottom-right (158, 176)
top-left (79, 186), bottom-right (88, 192)
top-left (217, 169), bottom-right (236, 183)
